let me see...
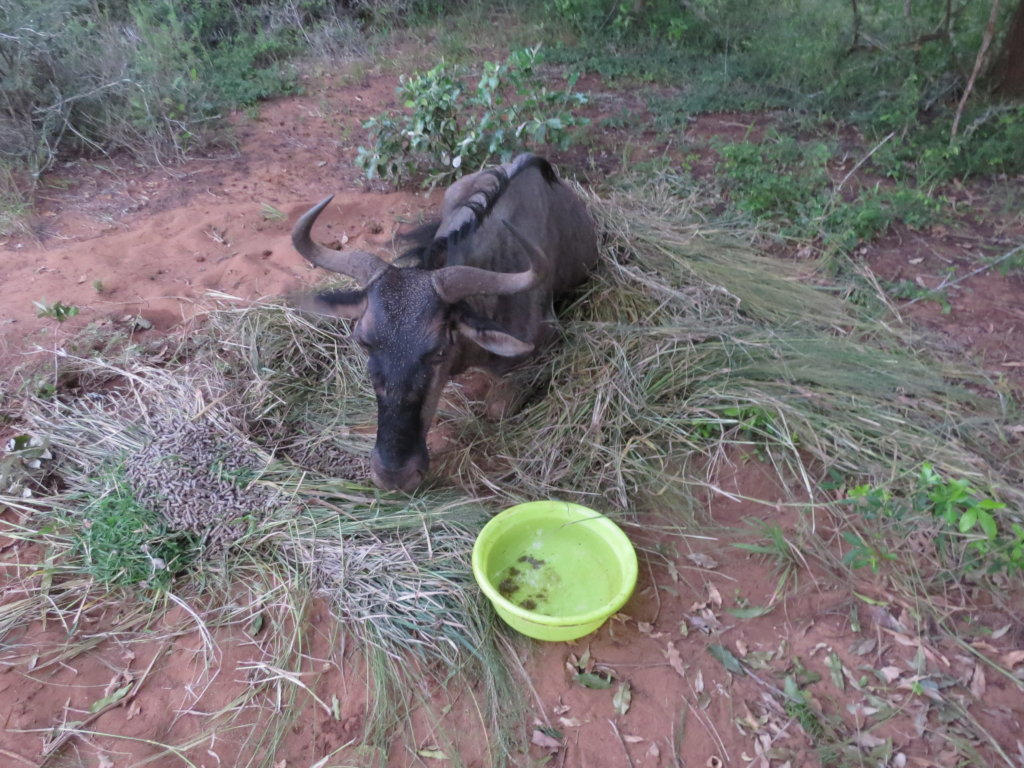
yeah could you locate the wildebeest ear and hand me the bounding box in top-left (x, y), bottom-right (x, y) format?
top-left (294, 288), bottom-right (367, 320)
top-left (455, 308), bottom-right (534, 357)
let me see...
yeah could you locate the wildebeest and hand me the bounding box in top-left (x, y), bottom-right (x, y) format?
top-left (291, 154), bottom-right (598, 491)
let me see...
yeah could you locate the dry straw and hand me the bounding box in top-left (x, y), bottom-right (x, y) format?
top-left (2, 174), bottom-right (1021, 764)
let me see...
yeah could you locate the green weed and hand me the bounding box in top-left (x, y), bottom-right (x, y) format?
top-left (841, 464), bottom-right (1021, 577)
top-left (34, 299), bottom-right (80, 323)
top-left (714, 131), bottom-right (944, 252)
top-left (733, 520), bottom-right (805, 597)
top-left (69, 469), bottom-right (198, 589)
top-left (356, 47), bottom-right (588, 185)
top-left (881, 277), bottom-right (952, 313)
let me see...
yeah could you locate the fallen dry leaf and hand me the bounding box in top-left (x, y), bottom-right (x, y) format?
top-left (853, 731), bottom-right (887, 749)
top-left (558, 716), bottom-right (583, 728)
top-left (707, 582), bottom-right (723, 608)
top-left (970, 662), bottom-right (986, 699)
top-left (624, 734), bottom-right (645, 744)
top-left (665, 642), bottom-right (687, 678)
top-left (1001, 650), bottom-right (1024, 669)
top-left (531, 729), bottom-right (563, 751)
top-left (991, 624), bottom-right (1011, 640)
top-left (880, 666), bottom-right (902, 683)
top-left (687, 552), bottom-right (719, 569)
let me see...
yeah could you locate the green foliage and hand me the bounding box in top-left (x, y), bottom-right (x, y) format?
top-left (535, 0), bottom-right (1024, 183)
top-left (356, 47), bottom-right (588, 185)
top-left (0, 0), bottom-right (355, 211)
top-left (0, 161), bottom-right (29, 235)
top-left (70, 470), bottom-right (197, 589)
top-left (880, 277), bottom-right (952, 313)
top-left (841, 464), bottom-right (1021, 577)
top-left (34, 299), bottom-right (80, 323)
top-left (714, 131), bottom-right (943, 252)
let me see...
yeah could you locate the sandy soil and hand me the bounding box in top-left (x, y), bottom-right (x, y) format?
top-left (2, 59), bottom-right (1024, 768)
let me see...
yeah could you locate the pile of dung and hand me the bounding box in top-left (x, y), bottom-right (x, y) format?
top-left (282, 440), bottom-right (370, 481)
top-left (123, 411), bottom-right (282, 547)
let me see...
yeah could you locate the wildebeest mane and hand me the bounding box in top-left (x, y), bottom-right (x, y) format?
top-left (397, 155), bottom-right (558, 270)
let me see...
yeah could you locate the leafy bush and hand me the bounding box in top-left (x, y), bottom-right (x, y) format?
top-left (356, 47), bottom-right (589, 185)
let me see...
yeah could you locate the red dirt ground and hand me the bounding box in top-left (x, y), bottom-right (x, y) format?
top-left (2, 58), bottom-right (1024, 768)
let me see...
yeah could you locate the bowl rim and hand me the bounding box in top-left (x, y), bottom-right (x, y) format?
top-left (471, 500), bottom-right (638, 628)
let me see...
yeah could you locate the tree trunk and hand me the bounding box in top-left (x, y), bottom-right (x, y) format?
top-left (992, 0), bottom-right (1024, 96)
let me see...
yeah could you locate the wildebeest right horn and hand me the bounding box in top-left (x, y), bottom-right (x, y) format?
top-left (292, 195), bottom-right (388, 286)
top-left (431, 220), bottom-right (545, 303)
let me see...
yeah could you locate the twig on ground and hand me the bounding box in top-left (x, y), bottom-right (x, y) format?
top-left (833, 131), bottom-right (895, 196)
top-left (608, 718), bottom-right (637, 768)
top-left (0, 748), bottom-right (36, 767)
top-left (903, 243), bottom-right (1024, 306)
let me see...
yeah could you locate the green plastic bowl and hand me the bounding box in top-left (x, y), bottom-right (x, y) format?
top-left (472, 501), bottom-right (638, 642)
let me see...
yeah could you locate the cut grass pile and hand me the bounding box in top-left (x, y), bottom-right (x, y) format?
top-left (2, 173), bottom-right (1022, 763)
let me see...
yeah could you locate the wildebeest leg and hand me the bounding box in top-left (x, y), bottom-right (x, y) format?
top-left (456, 367), bottom-right (536, 421)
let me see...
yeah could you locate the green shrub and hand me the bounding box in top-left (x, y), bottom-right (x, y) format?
top-left (356, 47), bottom-right (589, 185)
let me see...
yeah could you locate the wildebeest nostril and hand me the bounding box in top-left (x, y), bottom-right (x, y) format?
top-left (370, 451), bottom-right (427, 493)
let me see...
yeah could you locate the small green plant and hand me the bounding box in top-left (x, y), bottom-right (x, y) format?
top-left (841, 464), bottom-right (1019, 576)
top-left (880, 277), bottom-right (952, 314)
top-left (733, 520), bottom-right (804, 596)
top-left (34, 299), bottom-right (80, 323)
top-left (261, 202), bottom-right (286, 221)
top-left (356, 47), bottom-right (589, 185)
top-left (840, 529), bottom-right (898, 573)
top-left (70, 472), bottom-right (197, 589)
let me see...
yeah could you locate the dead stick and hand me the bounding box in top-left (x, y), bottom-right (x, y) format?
top-left (608, 718), bottom-right (637, 768)
top-left (903, 243), bottom-right (1024, 306)
top-left (951, 0), bottom-right (1000, 143)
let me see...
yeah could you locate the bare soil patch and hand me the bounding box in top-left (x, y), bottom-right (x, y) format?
top-left (3, 59), bottom-right (1024, 768)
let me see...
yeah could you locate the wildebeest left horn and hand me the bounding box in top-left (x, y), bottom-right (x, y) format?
top-left (431, 220), bottom-right (545, 304)
top-left (292, 195), bottom-right (388, 286)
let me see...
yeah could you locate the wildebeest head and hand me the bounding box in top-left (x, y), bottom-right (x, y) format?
top-left (292, 195), bottom-right (544, 492)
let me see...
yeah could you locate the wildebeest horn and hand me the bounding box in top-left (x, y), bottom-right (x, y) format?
top-left (292, 195), bottom-right (388, 286)
top-left (431, 220), bottom-right (545, 304)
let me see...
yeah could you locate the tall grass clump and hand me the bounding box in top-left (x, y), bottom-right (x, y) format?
top-left (0, 0), bottom-right (369, 230)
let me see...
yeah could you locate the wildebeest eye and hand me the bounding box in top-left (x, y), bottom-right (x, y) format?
top-left (424, 346), bottom-right (447, 364)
